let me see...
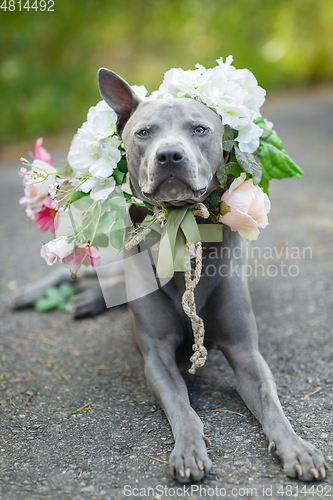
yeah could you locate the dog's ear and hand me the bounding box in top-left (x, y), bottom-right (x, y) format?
top-left (98, 68), bottom-right (140, 136)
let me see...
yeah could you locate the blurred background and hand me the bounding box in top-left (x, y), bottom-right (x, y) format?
top-left (1, 0), bottom-right (333, 150)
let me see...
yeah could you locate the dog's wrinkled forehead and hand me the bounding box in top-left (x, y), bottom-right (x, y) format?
top-left (122, 98), bottom-right (223, 141)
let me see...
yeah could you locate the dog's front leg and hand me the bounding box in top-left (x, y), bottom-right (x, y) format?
top-left (130, 300), bottom-right (211, 483)
top-left (223, 344), bottom-right (328, 480)
top-left (210, 274), bottom-right (329, 481)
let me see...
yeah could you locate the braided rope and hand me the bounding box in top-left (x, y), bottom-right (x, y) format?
top-left (124, 226), bottom-right (152, 250)
top-left (182, 240), bottom-right (207, 374)
top-left (192, 202), bottom-right (210, 219)
top-left (124, 206), bottom-right (166, 250)
top-left (181, 201), bottom-right (209, 374)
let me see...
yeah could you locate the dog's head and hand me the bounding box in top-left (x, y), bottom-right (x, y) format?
top-left (98, 68), bottom-right (225, 206)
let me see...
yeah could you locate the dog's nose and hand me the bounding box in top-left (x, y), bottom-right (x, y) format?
top-left (156, 148), bottom-right (184, 168)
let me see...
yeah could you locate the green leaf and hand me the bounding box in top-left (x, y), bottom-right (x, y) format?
top-left (216, 161), bottom-right (237, 187)
top-left (254, 116), bottom-right (274, 135)
top-left (230, 161), bottom-right (244, 179)
top-left (91, 232), bottom-right (109, 247)
top-left (222, 125), bottom-right (237, 152)
top-left (145, 229), bottom-right (159, 240)
top-left (70, 191), bottom-right (89, 204)
top-left (204, 190), bottom-right (220, 211)
top-left (123, 191), bottom-right (133, 202)
top-left (83, 228), bottom-right (92, 241)
top-left (234, 145), bottom-right (262, 185)
top-left (113, 168), bottom-right (126, 186)
top-left (259, 140), bottom-right (304, 180)
top-left (33, 283), bottom-right (75, 312)
top-left (110, 218), bottom-right (126, 250)
top-left (262, 130), bottom-right (284, 150)
top-left (107, 194), bottom-right (127, 220)
top-left (73, 196), bottom-right (94, 211)
top-left (97, 210), bottom-right (118, 234)
top-left (58, 282), bottom-right (76, 300)
top-left (113, 158), bottom-right (128, 185)
top-left (255, 117), bottom-right (304, 181)
top-left (259, 178), bottom-right (270, 195)
top-left (254, 117), bottom-right (284, 150)
top-left (117, 158), bottom-right (128, 174)
top-left (137, 199), bottom-right (155, 211)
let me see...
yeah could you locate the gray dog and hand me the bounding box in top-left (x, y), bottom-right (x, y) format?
top-left (12, 69), bottom-right (328, 484)
top-left (96, 69), bottom-right (329, 483)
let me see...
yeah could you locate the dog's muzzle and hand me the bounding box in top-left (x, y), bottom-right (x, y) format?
top-left (140, 146), bottom-right (208, 205)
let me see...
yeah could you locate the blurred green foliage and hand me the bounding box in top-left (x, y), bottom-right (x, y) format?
top-left (1, 0), bottom-right (333, 145)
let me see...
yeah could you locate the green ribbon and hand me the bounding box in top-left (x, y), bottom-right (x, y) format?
top-left (142, 206), bottom-right (223, 279)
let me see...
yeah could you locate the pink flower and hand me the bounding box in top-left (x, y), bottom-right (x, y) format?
top-left (34, 197), bottom-right (59, 236)
top-left (63, 244), bottom-right (100, 269)
top-left (29, 138), bottom-right (54, 165)
top-left (40, 244), bottom-right (60, 266)
top-left (85, 246), bottom-right (100, 267)
top-left (219, 173), bottom-right (270, 240)
top-left (19, 166), bottom-right (27, 177)
top-left (40, 239), bottom-right (74, 266)
top-left (19, 159), bottom-right (57, 209)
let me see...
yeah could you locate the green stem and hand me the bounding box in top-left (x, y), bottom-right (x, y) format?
top-left (71, 201), bottom-right (102, 277)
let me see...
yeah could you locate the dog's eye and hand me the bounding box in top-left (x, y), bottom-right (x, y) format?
top-left (138, 129), bottom-right (149, 137)
top-left (194, 126), bottom-right (206, 135)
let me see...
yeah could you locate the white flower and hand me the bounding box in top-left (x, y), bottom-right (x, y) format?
top-left (67, 133), bottom-right (94, 174)
top-left (150, 56), bottom-right (266, 153)
top-left (131, 85), bottom-right (148, 100)
top-left (48, 183), bottom-right (58, 199)
top-left (19, 166), bottom-right (27, 177)
top-left (236, 122), bottom-right (264, 153)
top-left (67, 100), bottom-right (122, 198)
top-left (151, 66), bottom-right (207, 100)
top-left (80, 176), bottom-right (116, 201)
top-left (88, 142), bottom-right (121, 179)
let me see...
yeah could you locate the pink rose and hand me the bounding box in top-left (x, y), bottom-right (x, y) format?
top-left (40, 239), bottom-right (75, 266)
top-left (219, 173), bottom-right (270, 240)
top-left (63, 244), bottom-right (100, 269)
top-left (40, 244), bottom-right (60, 266)
top-left (29, 138), bottom-right (54, 165)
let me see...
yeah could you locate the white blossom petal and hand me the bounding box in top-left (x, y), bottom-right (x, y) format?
top-left (67, 100), bottom-right (121, 184)
top-left (150, 56), bottom-right (266, 153)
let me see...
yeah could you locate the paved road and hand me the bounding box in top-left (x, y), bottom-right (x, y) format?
top-left (0, 87), bottom-right (333, 499)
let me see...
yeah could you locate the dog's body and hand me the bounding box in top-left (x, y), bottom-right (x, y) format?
top-left (97, 69), bottom-right (328, 483)
top-left (13, 69), bottom-right (328, 483)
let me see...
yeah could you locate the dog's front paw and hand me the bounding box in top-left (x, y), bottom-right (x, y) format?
top-left (271, 436), bottom-right (329, 481)
top-left (169, 435), bottom-right (212, 483)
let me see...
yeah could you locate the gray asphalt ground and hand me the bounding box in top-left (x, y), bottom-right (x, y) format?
top-left (0, 87), bottom-right (333, 500)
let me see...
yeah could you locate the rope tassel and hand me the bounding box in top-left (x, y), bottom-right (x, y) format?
top-left (181, 241), bottom-right (207, 374)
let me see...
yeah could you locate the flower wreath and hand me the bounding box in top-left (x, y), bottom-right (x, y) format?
top-left (19, 57), bottom-right (303, 371)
